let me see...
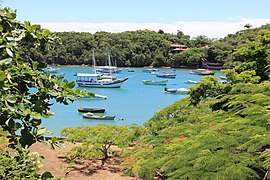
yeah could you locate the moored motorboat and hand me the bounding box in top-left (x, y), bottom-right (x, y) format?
top-left (164, 87), bottom-right (189, 94)
top-left (76, 73), bottom-right (128, 88)
top-left (43, 67), bottom-right (60, 73)
top-left (156, 72), bottom-right (176, 78)
top-left (82, 112), bottom-right (115, 120)
top-left (78, 107), bottom-right (106, 113)
top-left (142, 68), bottom-right (159, 73)
top-left (142, 79), bottom-right (168, 85)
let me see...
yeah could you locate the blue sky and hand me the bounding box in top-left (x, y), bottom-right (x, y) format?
top-left (2, 0), bottom-right (270, 38)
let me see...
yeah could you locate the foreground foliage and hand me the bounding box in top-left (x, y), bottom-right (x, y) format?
top-left (0, 7), bottom-right (87, 179)
top-left (122, 82), bottom-right (270, 179)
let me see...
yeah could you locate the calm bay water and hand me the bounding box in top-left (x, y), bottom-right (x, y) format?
top-left (43, 66), bottom-right (223, 136)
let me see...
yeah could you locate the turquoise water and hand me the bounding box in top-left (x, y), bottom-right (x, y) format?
top-left (43, 66), bottom-right (224, 136)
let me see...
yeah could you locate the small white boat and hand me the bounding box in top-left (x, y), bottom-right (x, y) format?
top-left (94, 94), bottom-right (107, 99)
top-left (164, 87), bottom-right (189, 94)
top-left (185, 80), bottom-right (198, 84)
top-left (220, 76), bottom-right (227, 80)
top-left (83, 93), bottom-right (107, 99)
top-left (142, 79), bottom-right (168, 85)
top-left (43, 67), bottom-right (60, 73)
top-left (150, 71), bottom-right (159, 75)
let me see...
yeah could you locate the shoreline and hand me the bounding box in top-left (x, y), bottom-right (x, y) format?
top-left (49, 64), bottom-right (223, 70)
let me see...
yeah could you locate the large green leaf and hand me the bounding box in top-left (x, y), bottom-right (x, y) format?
top-left (6, 95), bottom-right (16, 103)
top-left (0, 71), bottom-right (7, 82)
top-left (0, 58), bottom-right (12, 65)
top-left (6, 48), bottom-right (13, 57)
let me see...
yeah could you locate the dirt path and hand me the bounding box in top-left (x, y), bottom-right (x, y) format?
top-left (29, 142), bottom-right (137, 180)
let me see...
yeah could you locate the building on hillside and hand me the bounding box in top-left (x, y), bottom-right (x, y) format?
top-left (170, 44), bottom-right (189, 53)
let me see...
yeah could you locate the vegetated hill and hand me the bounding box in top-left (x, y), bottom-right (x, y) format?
top-left (20, 24), bottom-right (270, 68)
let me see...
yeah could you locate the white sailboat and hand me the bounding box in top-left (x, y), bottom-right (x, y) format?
top-left (76, 51), bottom-right (128, 88)
top-left (94, 52), bottom-right (122, 74)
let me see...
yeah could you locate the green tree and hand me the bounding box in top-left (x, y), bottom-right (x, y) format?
top-left (232, 29), bottom-right (270, 81)
top-left (61, 124), bottom-right (147, 165)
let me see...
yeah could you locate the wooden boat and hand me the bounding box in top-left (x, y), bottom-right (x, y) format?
top-left (78, 107), bottom-right (105, 113)
top-left (164, 87), bottom-right (189, 94)
top-left (189, 69), bottom-right (215, 75)
top-left (156, 72), bottom-right (176, 78)
top-left (142, 79), bottom-right (168, 85)
top-left (82, 112), bottom-right (115, 120)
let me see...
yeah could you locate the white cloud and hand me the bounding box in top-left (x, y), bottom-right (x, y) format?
top-left (38, 18), bottom-right (270, 39)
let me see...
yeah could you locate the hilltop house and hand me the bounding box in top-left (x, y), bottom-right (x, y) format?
top-left (170, 44), bottom-right (189, 53)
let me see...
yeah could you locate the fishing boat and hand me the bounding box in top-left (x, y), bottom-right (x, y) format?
top-left (189, 69), bottom-right (215, 75)
top-left (185, 80), bottom-right (198, 84)
top-left (82, 112), bottom-right (115, 120)
top-left (156, 72), bottom-right (176, 78)
top-left (142, 79), bottom-right (168, 85)
top-left (78, 107), bottom-right (105, 113)
top-left (164, 87), bottom-right (189, 94)
top-left (76, 73), bottom-right (128, 88)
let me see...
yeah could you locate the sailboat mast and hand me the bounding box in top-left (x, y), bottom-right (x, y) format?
top-left (92, 50), bottom-right (96, 74)
top-left (108, 51), bottom-right (112, 75)
top-left (108, 51), bottom-right (112, 67)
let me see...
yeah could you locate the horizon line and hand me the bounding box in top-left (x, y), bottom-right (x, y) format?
top-left (36, 18), bottom-right (270, 39)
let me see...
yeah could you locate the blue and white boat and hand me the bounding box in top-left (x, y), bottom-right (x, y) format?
top-left (156, 72), bottom-right (176, 78)
top-left (76, 73), bottom-right (128, 88)
top-left (142, 68), bottom-right (159, 73)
